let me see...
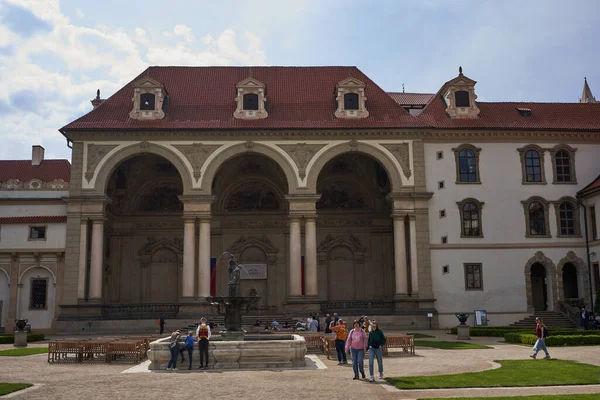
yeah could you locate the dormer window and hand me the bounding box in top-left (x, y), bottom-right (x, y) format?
top-left (335, 78), bottom-right (369, 118)
top-left (443, 67), bottom-right (480, 119)
top-left (234, 77), bottom-right (268, 119)
top-left (129, 77), bottom-right (167, 120)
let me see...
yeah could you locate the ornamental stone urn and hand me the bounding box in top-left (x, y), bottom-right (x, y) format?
top-left (13, 319), bottom-right (28, 348)
top-left (455, 313), bottom-right (470, 340)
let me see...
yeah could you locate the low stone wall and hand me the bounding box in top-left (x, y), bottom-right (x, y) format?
top-left (148, 334), bottom-right (307, 370)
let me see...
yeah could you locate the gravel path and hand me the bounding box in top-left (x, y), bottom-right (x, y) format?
top-left (1, 330), bottom-right (599, 400)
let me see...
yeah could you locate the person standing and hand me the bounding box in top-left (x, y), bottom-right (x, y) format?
top-left (329, 319), bottom-right (347, 365)
top-left (196, 317), bottom-right (211, 369)
top-left (166, 329), bottom-right (181, 371)
top-left (367, 320), bottom-right (386, 382)
top-left (345, 320), bottom-right (367, 380)
top-left (582, 309), bottom-right (589, 330)
top-left (333, 313), bottom-right (339, 325)
top-left (179, 330), bottom-right (197, 370)
top-left (159, 314), bottom-right (166, 335)
top-left (530, 317), bottom-right (551, 359)
top-left (325, 314), bottom-right (332, 334)
top-left (314, 313), bottom-right (321, 332)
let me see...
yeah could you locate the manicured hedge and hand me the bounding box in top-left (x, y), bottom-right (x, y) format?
top-left (0, 333), bottom-right (45, 344)
top-left (450, 326), bottom-right (590, 337)
top-left (504, 332), bottom-right (600, 346)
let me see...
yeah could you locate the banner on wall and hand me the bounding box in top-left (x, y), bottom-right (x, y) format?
top-left (210, 257), bottom-right (216, 296)
top-left (475, 310), bottom-right (488, 326)
top-left (240, 264), bottom-right (267, 280)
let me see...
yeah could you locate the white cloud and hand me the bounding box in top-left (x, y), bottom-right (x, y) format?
top-left (0, 0), bottom-right (268, 160)
top-left (75, 8), bottom-right (84, 18)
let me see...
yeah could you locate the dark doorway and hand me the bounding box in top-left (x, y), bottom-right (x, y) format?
top-left (593, 262), bottom-right (600, 293)
top-left (562, 263), bottom-right (579, 299)
top-left (531, 263), bottom-right (548, 311)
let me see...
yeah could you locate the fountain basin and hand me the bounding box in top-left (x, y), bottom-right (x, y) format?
top-left (147, 334), bottom-right (307, 370)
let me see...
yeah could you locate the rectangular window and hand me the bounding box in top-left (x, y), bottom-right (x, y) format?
top-left (438, 181), bottom-right (445, 189)
top-left (442, 265), bottom-right (449, 274)
top-left (439, 209), bottom-right (446, 218)
top-left (593, 262), bottom-right (600, 293)
top-left (30, 278), bottom-right (48, 310)
top-left (441, 236), bottom-right (448, 244)
top-left (436, 151), bottom-right (444, 160)
top-left (464, 263), bottom-right (483, 290)
top-left (591, 206), bottom-right (597, 240)
top-left (29, 226), bottom-right (46, 240)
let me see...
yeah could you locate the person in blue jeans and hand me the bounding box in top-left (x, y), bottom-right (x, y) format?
top-left (345, 320), bottom-right (368, 380)
top-left (179, 331), bottom-right (197, 370)
top-left (167, 329), bottom-right (182, 371)
top-left (530, 317), bottom-right (551, 359)
top-left (367, 320), bottom-right (386, 382)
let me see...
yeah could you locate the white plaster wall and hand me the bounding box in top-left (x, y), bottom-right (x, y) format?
top-left (0, 271), bottom-right (9, 328)
top-left (425, 142), bottom-right (600, 244)
top-left (0, 224), bottom-right (66, 249)
top-left (0, 203), bottom-right (67, 218)
top-left (18, 266), bottom-right (55, 330)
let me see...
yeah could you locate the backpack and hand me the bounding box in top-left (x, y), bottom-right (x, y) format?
top-left (543, 327), bottom-right (549, 338)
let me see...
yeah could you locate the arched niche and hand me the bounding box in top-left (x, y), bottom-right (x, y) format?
top-left (317, 234), bottom-right (366, 301)
top-left (524, 251), bottom-right (558, 312)
top-left (138, 237), bottom-right (183, 303)
top-left (556, 251), bottom-right (590, 306)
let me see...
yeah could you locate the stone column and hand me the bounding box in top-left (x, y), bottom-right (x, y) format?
top-left (289, 217), bottom-right (302, 297)
top-left (393, 214), bottom-right (408, 295)
top-left (198, 218), bottom-right (211, 298)
top-left (182, 217), bottom-right (196, 298)
top-left (77, 218), bottom-right (88, 300)
top-left (304, 216), bottom-right (318, 297)
top-left (89, 218), bottom-right (105, 301)
top-left (409, 214), bottom-right (419, 295)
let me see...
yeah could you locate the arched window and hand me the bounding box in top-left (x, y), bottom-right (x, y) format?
top-left (140, 93), bottom-right (155, 110)
top-left (529, 201), bottom-right (546, 236)
top-left (243, 93), bottom-right (259, 110)
top-left (455, 90), bottom-right (470, 107)
top-left (524, 149), bottom-right (542, 182)
top-left (344, 93), bottom-right (359, 110)
top-left (459, 149), bottom-right (477, 182)
top-left (462, 202), bottom-right (480, 237)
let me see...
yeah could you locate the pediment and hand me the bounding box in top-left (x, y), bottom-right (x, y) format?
top-left (318, 234), bottom-right (366, 252)
top-left (133, 77), bottom-right (165, 89)
top-left (228, 235), bottom-right (278, 254)
top-left (446, 75), bottom-right (477, 87)
top-left (337, 77), bottom-right (366, 88)
top-left (237, 77), bottom-right (266, 88)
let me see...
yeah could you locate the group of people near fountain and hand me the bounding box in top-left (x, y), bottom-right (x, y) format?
top-left (166, 317), bottom-right (212, 371)
top-left (326, 314), bottom-right (387, 382)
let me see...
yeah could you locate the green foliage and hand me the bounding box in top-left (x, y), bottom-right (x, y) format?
top-left (0, 347), bottom-right (48, 356)
top-left (504, 332), bottom-right (600, 346)
top-left (406, 333), bottom-right (435, 339)
top-left (0, 334), bottom-right (45, 344)
top-left (450, 326), bottom-right (591, 338)
top-left (0, 383), bottom-right (33, 396)
top-left (414, 340), bottom-right (491, 349)
top-left (595, 288), bottom-right (600, 315)
top-left (386, 359), bottom-right (600, 389)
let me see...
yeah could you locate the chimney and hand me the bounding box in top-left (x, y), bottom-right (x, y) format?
top-left (91, 89), bottom-right (105, 109)
top-left (32, 145), bottom-right (45, 166)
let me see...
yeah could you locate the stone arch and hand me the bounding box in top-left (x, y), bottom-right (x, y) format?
top-left (19, 265), bottom-right (56, 285)
top-left (306, 141), bottom-right (403, 192)
top-left (216, 177), bottom-right (287, 213)
top-left (0, 266), bottom-right (9, 282)
top-left (317, 234), bottom-right (366, 301)
top-left (138, 237), bottom-right (183, 303)
top-left (93, 142), bottom-right (194, 195)
top-left (524, 251), bottom-right (558, 312)
top-left (200, 143), bottom-right (299, 195)
top-left (556, 251), bottom-right (590, 306)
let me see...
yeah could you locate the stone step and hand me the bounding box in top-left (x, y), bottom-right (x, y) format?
top-left (510, 311), bottom-right (575, 328)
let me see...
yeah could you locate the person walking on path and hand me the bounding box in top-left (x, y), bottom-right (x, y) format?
top-left (329, 318), bottom-right (348, 365)
top-left (179, 331), bottom-right (197, 370)
top-left (367, 320), bottom-right (386, 382)
top-left (345, 320), bottom-right (368, 380)
top-left (166, 329), bottom-right (181, 371)
top-left (196, 317), bottom-right (212, 369)
top-left (159, 314), bottom-right (166, 335)
top-left (530, 317), bottom-right (551, 359)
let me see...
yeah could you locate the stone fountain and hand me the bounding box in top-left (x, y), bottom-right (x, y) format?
top-left (147, 254), bottom-right (307, 370)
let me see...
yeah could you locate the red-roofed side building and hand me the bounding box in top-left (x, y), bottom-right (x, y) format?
top-left (0, 146), bottom-right (70, 333)
top-left (578, 174), bottom-right (600, 288)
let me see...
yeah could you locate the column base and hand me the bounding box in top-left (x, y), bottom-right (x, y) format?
top-left (284, 296), bottom-right (321, 313)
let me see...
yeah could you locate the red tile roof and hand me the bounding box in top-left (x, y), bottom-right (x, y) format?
top-left (0, 160), bottom-right (71, 183)
top-left (0, 216), bottom-right (67, 224)
top-left (418, 95), bottom-right (600, 131)
top-left (578, 174), bottom-right (600, 196)
top-left (61, 66), bottom-right (425, 131)
top-left (388, 92), bottom-right (434, 106)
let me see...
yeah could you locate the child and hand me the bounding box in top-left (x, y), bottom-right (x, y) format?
top-left (179, 330), bottom-right (197, 370)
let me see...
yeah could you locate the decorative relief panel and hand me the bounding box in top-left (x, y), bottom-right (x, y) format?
top-left (225, 181), bottom-right (281, 211)
top-left (85, 144), bottom-right (118, 182)
top-left (382, 143), bottom-right (412, 179)
top-left (317, 182), bottom-right (367, 210)
top-left (173, 143), bottom-right (221, 181)
top-left (131, 222), bottom-right (183, 230)
top-left (277, 143), bottom-right (325, 179)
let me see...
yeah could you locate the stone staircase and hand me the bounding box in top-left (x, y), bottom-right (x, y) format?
top-left (510, 311), bottom-right (576, 329)
top-left (179, 313), bottom-right (301, 332)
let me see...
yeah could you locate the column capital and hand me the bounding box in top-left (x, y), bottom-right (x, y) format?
top-left (179, 195), bottom-right (214, 218)
top-left (408, 213), bottom-right (417, 221)
top-left (89, 216), bottom-right (107, 223)
top-left (182, 215), bottom-right (197, 222)
top-left (285, 194), bottom-right (321, 217)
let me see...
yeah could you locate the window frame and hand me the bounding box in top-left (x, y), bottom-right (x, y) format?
top-left (139, 93), bottom-right (156, 111)
top-left (242, 93), bottom-right (259, 111)
top-left (464, 263), bottom-right (483, 291)
top-left (553, 197), bottom-right (581, 238)
top-left (549, 144), bottom-right (577, 184)
top-left (452, 144), bottom-right (482, 184)
top-left (343, 93), bottom-right (360, 110)
top-left (457, 198), bottom-right (484, 238)
top-left (28, 225), bottom-right (47, 241)
top-left (590, 205), bottom-right (597, 240)
top-left (517, 145), bottom-right (547, 185)
top-left (29, 277), bottom-right (48, 311)
top-left (455, 90), bottom-right (470, 107)
top-left (521, 196), bottom-right (551, 238)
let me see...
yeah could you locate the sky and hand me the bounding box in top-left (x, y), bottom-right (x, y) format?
top-left (0, 0), bottom-right (599, 161)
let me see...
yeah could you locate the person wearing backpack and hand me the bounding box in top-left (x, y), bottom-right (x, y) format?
top-left (196, 317), bottom-right (211, 369)
top-left (530, 317), bottom-right (551, 359)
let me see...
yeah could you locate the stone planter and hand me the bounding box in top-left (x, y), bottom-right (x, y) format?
top-left (13, 331), bottom-right (28, 348)
top-left (457, 325), bottom-right (470, 340)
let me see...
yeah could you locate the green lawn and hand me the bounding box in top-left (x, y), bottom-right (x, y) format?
top-left (421, 396), bottom-right (600, 400)
top-left (413, 340), bottom-right (492, 349)
top-left (0, 383), bottom-right (33, 396)
top-left (0, 347), bottom-right (48, 356)
top-left (407, 333), bottom-right (435, 339)
top-left (387, 359), bottom-right (600, 389)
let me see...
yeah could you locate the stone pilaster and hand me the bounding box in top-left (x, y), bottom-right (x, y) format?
top-left (88, 217), bottom-right (105, 301)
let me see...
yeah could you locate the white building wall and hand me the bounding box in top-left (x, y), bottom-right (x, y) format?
top-left (0, 224), bottom-right (66, 249)
top-left (18, 266), bottom-right (55, 330)
top-left (425, 142), bottom-right (600, 327)
top-left (0, 271), bottom-right (9, 329)
top-left (0, 203), bottom-right (67, 218)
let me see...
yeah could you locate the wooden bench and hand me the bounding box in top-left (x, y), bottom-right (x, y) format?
top-left (383, 335), bottom-right (415, 356)
top-left (48, 337), bottom-right (151, 364)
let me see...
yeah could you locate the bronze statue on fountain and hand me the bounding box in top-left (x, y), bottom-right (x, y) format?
top-left (206, 254), bottom-right (260, 340)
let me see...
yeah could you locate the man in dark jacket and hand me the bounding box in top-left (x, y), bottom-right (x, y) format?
top-left (325, 314), bottom-right (332, 333)
top-left (159, 314), bottom-right (166, 334)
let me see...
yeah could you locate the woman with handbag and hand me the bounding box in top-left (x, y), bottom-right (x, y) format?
top-left (367, 320), bottom-right (386, 381)
top-left (345, 320), bottom-right (368, 380)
